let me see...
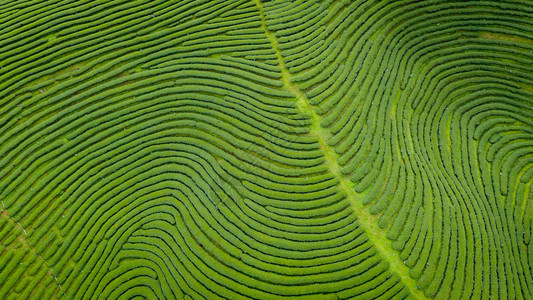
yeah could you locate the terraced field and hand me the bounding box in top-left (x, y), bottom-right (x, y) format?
top-left (0, 0), bottom-right (532, 299)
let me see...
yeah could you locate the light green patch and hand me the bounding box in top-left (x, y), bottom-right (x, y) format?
top-left (480, 31), bottom-right (533, 45)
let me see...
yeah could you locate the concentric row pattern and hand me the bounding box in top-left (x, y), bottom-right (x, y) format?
top-left (263, 0), bottom-right (533, 298)
top-left (0, 0), bottom-right (531, 299)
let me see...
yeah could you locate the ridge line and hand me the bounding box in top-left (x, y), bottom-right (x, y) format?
top-left (0, 206), bottom-right (64, 294)
top-left (253, 1), bottom-right (426, 298)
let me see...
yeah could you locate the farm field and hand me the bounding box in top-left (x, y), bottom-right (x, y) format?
top-left (0, 0), bottom-right (532, 299)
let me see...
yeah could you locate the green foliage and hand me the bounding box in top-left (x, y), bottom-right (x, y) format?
top-left (0, 0), bottom-right (532, 299)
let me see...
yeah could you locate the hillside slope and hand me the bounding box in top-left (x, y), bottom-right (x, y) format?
top-left (0, 0), bottom-right (532, 299)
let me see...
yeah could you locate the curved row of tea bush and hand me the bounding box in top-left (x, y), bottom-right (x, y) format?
top-left (0, 0), bottom-right (411, 298)
top-left (264, 0), bottom-right (533, 298)
top-left (1, 0), bottom-right (532, 298)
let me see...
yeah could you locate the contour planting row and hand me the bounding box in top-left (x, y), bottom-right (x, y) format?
top-left (264, 0), bottom-right (533, 299)
top-left (1, 0), bottom-right (412, 299)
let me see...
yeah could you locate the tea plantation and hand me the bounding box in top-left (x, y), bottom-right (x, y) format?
top-left (0, 0), bottom-right (532, 299)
